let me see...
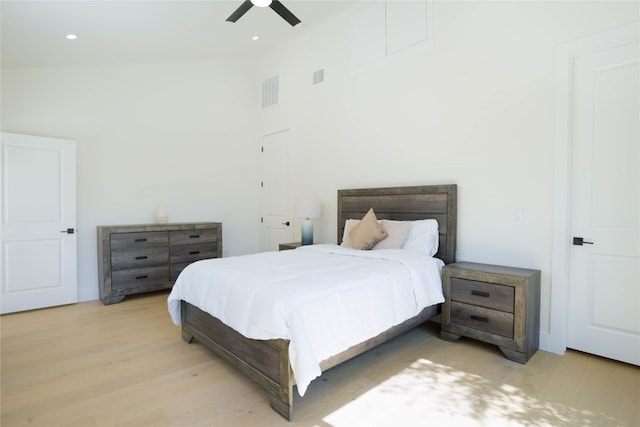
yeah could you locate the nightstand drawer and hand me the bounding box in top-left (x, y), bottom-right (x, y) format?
top-left (451, 278), bottom-right (514, 313)
top-left (450, 301), bottom-right (514, 338)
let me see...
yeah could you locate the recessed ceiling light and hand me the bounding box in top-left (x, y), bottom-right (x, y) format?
top-left (65, 34), bottom-right (78, 40)
top-left (252, 36), bottom-right (260, 41)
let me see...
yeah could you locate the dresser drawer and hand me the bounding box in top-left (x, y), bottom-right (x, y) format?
top-left (450, 301), bottom-right (514, 338)
top-left (171, 262), bottom-right (190, 281)
top-left (111, 231), bottom-right (169, 250)
top-left (111, 266), bottom-right (170, 291)
top-left (451, 277), bottom-right (514, 313)
top-left (170, 229), bottom-right (218, 246)
top-left (169, 243), bottom-right (217, 280)
top-left (111, 246), bottom-right (169, 270)
top-left (170, 243), bottom-right (217, 263)
top-left (172, 261), bottom-right (206, 281)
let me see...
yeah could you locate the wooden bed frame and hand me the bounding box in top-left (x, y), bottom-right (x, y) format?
top-left (180, 184), bottom-right (457, 420)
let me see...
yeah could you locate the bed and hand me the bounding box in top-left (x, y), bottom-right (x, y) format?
top-left (167, 184), bottom-right (457, 420)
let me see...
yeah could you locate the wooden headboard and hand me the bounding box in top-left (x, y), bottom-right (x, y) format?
top-left (337, 184), bottom-right (457, 264)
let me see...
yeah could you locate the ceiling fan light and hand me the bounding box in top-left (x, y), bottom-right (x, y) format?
top-left (251, 0), bottom-right (272, 8)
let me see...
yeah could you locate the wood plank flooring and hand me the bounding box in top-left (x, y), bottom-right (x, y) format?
top-left (1, 291), bottom-right (638, 426)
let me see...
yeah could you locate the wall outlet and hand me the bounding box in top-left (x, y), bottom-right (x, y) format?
top-left (514, 208), bottom-right (524, 223)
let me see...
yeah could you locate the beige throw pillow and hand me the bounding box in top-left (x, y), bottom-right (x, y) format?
top-left (348, 208), bottom-right (388, 250)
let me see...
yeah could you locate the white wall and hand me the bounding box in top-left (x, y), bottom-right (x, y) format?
top-left (255, 1), bottom-right (639, 352)
top-left (1, 59), bottom-right (261, 301)
top-left (1, 0), bottom-right (637, 351)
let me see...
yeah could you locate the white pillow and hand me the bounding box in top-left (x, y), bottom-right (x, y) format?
top-left (340, 219), bottom-right (360, 247)
top-left (373, 220), bottom-right (411, 249)
top-left (401, 219), bottom-right (439, 256)
top-left (341, 219), bottom-right (410, 250)
top-left (342, 218), bottom-right (437, 254)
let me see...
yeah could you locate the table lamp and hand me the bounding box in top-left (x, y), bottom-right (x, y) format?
top-left (296, 198), bottom-right (321, 245)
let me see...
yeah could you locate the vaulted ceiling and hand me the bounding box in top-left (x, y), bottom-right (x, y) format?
top-left (1, 1), bottom-right (356, 69)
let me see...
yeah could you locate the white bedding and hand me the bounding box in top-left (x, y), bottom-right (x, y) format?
top-left (167, 244), bottom-right (444, 396)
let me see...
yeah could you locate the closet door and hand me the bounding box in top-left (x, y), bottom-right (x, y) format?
top-left (567, 31), bottom-right (639, 365)
top-left (260, 129), bottom-right (294, 252)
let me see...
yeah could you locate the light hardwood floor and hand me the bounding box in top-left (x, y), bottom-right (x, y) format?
top-left (1, 291), bottom-right (638, 426)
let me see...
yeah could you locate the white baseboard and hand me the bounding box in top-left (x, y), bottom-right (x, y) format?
top-left (539, 330), bottom-right (565, 356)
top-left (78, 287), bottom-right (99, 303)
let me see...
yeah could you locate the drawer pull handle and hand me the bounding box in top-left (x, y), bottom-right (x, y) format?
top-left (134, 238), bottom-right (147, 243)
top-left (136, 275), bottom-right (148, 280)
top-left (471, 290), bottom-right (490, 298)
top-left (470, 315), bottom-right (489, 323)
top-left (135, 256), bottom-right (148, 260)
top-left (189, 251), bottom-right (200, 255)
top-left (189, 235), bottom-right (200, 239)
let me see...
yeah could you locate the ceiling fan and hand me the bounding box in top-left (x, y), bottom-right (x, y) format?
top-left (226, 0), bottom-right (301, 27)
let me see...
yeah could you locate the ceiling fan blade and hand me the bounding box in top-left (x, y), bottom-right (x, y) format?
top-left (269, 0), bottom-right (301, 26)
top-left (226, 0), bottom-right (254, 23)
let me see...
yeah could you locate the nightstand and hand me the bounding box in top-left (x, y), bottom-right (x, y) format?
top-left (279, 242), bottom-right (302, 251)
top-left (440, 262), bottom-right (541, 363)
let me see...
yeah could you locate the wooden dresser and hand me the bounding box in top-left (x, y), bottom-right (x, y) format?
top-left (440, 262), bottom-right (541, 363)
top-left (97, 222), bottom-right (222, 304)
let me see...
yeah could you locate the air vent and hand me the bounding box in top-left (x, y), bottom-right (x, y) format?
top-left (313, 68), bottom-right (325, 85)
top-left (261, 75), bottom-right (279, 109)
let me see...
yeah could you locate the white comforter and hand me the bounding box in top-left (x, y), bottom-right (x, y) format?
top-left (167, 244), bottom-right (444, 396)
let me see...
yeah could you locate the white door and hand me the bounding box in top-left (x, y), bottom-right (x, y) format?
top-left (567, 36), bottom-right (639, 365)
top-left (260, 129), bottom-right (294, 252)
top-left (1, 133), bottom-right (77, 314)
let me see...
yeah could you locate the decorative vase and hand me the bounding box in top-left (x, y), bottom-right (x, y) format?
top-left (155, 204), bottom-right (168, 224)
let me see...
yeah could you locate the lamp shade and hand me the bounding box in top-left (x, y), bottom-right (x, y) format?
top-left (296, 198), bottom-right (321, 219)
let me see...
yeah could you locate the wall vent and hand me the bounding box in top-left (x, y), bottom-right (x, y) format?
top-left (261, 75), bottom-right (279, 109)
top-left (312, 68), bottom-right (325, 85)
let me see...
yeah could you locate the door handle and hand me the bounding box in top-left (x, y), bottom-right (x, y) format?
top-left (573, 237), bottom-right (593, 246)
top-left (282, 221), bottom-right (290, 226)
top-left (60, 228), bottom-right (75, 234)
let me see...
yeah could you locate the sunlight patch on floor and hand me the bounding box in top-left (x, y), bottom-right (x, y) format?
top-left (322, 358), bottom-right (617, 426)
